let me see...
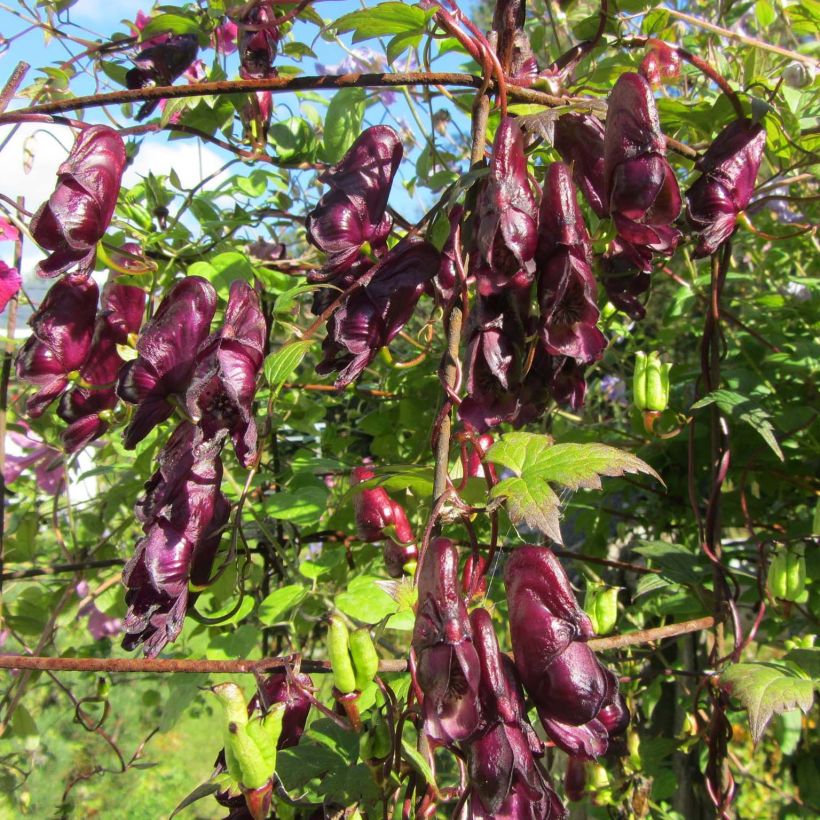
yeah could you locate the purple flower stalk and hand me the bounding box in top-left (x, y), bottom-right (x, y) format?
top-left (186, 280), bottom-right (266, 468)
top-left (30, 126), bottom-right (126, 278)
top-left (122, 423), bottom-right (229, 657)
top-left (553, 113), bottom-right (608, 219)
top-left (117, 276), bottom-right (217, 449)
top-left (602, 72), bottom-right (681, 318)
top-left (686, 118), bottom-right (766, 257)
top-left (412, 537), bottom-right (481, 744)
top-left (16, 275), bottom-right (99, 417)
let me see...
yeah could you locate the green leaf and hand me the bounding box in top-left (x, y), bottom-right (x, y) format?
top-left (264, 341), bottom-right (313, 398)
top-left (335, 576), bottom-right (400, 624)
top-left (387, 31), bottom-right (422, 64)
top-left (401, 737), bottom-right (436, 791)
top-left (332, 3), bottom-right (430, 43)
top-left (722, 662), bottom-right (817, 743)
top-left (349, 465), bottom-right (433, 498)
top-left (299, 547), bottom-right (345, 580)
top-left (188, 252), bottom-right (254, 298)
top-left (487, 433), bottom-right (661, 544)
top-left (265, 486), bottom-right (328, 525)
top-left (633, 541), bottom-right (708, 587)
top-left (258, 584), bottom-right (307, 625)
top-left (691, 389), bottom-right (783, 461)
top-left (170, 780), bottom-right (221, 818)
top-left (785, 647), bottom-right (820, 679)
top-left (140, 12), bottom-right (199, 40)
top-left (321, 87), bottom-right (365, 163)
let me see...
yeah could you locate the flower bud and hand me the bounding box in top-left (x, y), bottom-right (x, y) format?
top-left (783, 61), bottom-right (816, 89)
top-left (584, 585), bottom-right (618, 635)
top-left (328, 616), bottom-right (357, 694)
top-left (565, 757), bottom-right (587, 802)
top-left (633, 351), bottom-right (671, 412)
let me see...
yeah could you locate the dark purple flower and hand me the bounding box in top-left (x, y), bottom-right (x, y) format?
top-left (412, 537), bottom-right (481, 744)
top-left (474, 116), bottom-right (538, 286)
top-left (239, 2), bottom-right (280, 79)
top-left (602, 73), bottom-right (681, 317)
top-left (306, 126), bottom-right (402, 276)
top-left (122, 422), bottom-right (229, 657)
top-left (316, 239), bottom-right (439, 388)
top-left (429, 205), bottom-right (464, 309)
top-left (29, 126), bottom-right (126, 278)
top-left (467, 608), bottom-right (566, 820)
top-left (117, 276), bottom-right (217, 449)
top-left (351, 466), bottom-right (417, 577)
top-left (16, 275), bottom-right (99, 417)
top-left (505, 546), bottom-right (628, 759)
top-left (686, 119), bottom-right (766, 257)
top-left (0, 262), bottom-right (21, 313)
top-left (126, 34), bottom-right (200, 120)
top-left (536, 163), bottom-right (606, 364)
top-left (553, 113), bottom-right (608, 219)
top-left (58, 282), bottom-right (146, 452)
top-left (186, 280), bottom-right (266, 467)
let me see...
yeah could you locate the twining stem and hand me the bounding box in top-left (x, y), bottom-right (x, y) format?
top-left (0, 616), bottom-right (718, 675)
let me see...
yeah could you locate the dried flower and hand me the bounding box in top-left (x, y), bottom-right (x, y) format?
top-left (30, 126), bottom-right (126, 278)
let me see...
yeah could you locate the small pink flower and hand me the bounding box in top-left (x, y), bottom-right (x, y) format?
top-left (214, 19), bottom-right (238, 55)
top-left (0, 262), bottom-right (21, 312)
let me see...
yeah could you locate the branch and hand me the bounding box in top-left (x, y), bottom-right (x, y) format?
top-left (587, 615), bottom-right (716, 651)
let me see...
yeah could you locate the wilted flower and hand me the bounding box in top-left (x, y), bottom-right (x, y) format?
top-left (3, 425), bottom-right (65, 494)
top-left (351, 466), bottom-right (417, 577)
top-left (316, 239), bottom-right (440, 388)
top-left (239, 1), bottom-right (279, 79)
top-left (0, 262), bottom-right (21, 313)
top-left (57, 282), bottom-right (146, 453)
top-left (467, 608), bottom-right (566, 819)
top-left (117, 276), bottom-right (217, 449)
top-left (686, 118), bottom-right (766, 257)
top-left (412, 537), bottom-right (481, 744)
top-left (536, 163), bottom-right (606, 364)
top-left (123, 423), bottom-right (229, 657)
top-left (505, 546), bottom-right (628, 759)
top-left (186, 280), bottom-right (266, 467)
top-left (16, 275), bottom-right (99, 417)
top-left (29, 126), bottom-right (126, 278)
top-left (127, 34), bottom-right (200, 120)
top-left (474, 116), bottom-right (538, 291)
top-left (553, 113), bottom-right (608, 219)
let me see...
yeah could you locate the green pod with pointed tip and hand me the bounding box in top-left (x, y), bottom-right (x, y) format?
top-left (768, 548), bottom-right (806, 601)
top-left (349, 628), bottom-right (379, 691)
top-left (328, 616), bottom-right (357, 694)
top-left (645, 354), bottom-right (672, 412)
top-left (633, 351), bottom-right (648, 410)
top-left (584, 585), bottom-right (619, 635)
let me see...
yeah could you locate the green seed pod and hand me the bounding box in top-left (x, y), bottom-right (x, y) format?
top-left (585, 585), bottom-right (619, 635)
top-left (768, 548), bottom-right (806, 601)
top-left (349, 628), bottom-right (380, 691)
top-left (328, 616), bottom-right (357, 694)
top-left (371, 710), bottom-right (392, 759)
top-left (633, 351), bottom-right (648, 410)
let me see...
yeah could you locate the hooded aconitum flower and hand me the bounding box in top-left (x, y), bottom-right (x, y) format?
top-left (505, 546), bottom-right (628, 759)
top-left (215, 18), bottom-right (239, 55)
top-left (316, 239), bottom-right (440, 388)
top-left (117, 276), bottom-right (217, 449)
top-left (123, 423), bottom-right (229, 657)
top-left (553, 113), bottom-right (608, 219)
top-left (467, 608), bottom-right (566, 820)
top-left (412, 537), bottom-right (481, 744)
top-left (429, 205), bottom-right (464, 309)
top-left (239, 1), bottom-right (279, 79)
top-left (351, 466), bottom-right (417, 577)
top-left (306, 125), bottom-right (402, 278)
top-left (474, 116), bottom-right (538, 292)
top-left (29, 126), bottom-right (126, 278)
top-left (126, 34), bottom-right (200, 120)
top-left (536, 163), bottom-right (606, 364)
top-left (686, 118), bottom-right (767, 257)
top-left (58, 282), bottom-right (146, 453)
top-left (186, 280), bottom-right (266, 468)
top-left (16, 275), bottom-right (99, 417)
top-left (0, 261), bottom-right (21, 313)
top-left (639, 41), bottom-right (681, 88)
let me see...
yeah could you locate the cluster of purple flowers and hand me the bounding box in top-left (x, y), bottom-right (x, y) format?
top-left (412, 539), bottom-right (626, 816)
top-left (119, 278), bottom-right (266, 656)
top-left (306, 126), bottom-right (440, 387)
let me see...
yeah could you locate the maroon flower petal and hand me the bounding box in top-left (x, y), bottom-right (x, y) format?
top-left (553, 113), bottom-right (608, 218)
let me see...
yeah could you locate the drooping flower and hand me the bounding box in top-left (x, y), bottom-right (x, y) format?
top-left (186, 280), bottom-right (266, 467)
top-left (467, 608), bottom-right (566, 819)
top-left (553, 113), bottom-right (608, 219)
top-left (602, 72), bottom-right (681, 317)
top-left (16, 275), bottom-right (99, 417)
top-left (316, 238), bottom-right (440, 388)
top-left (126, 34), bottom-right (200, 120)
top-left (351, 466), bottom-right (417, 577)
top-left (536, 163), bottom-right (606, 364)
top-left (238, 1), bottom-right (280, 79)
top-left (117, 276), bottom-right (217, 449)
top-left (429, 205), bottom-right (464, 309)
top-left (3, 425), bottom-right (65, 495)
top-left (57, 282), bottom-right (146, 453)
top-left (505, 546), bottom-right (628, 759)
top-left (412, 537), bottom-right (481, 744)
top-left (686, 118), bottom-right (767, 257)
top-left (122, 423), bottom-right (229, 657)
top-left (29, 126), bottom-right (126, 278)
top-left (214, 18), bottom-right (239, 55)
top-left (0, 262), bottom-right (21, 313)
